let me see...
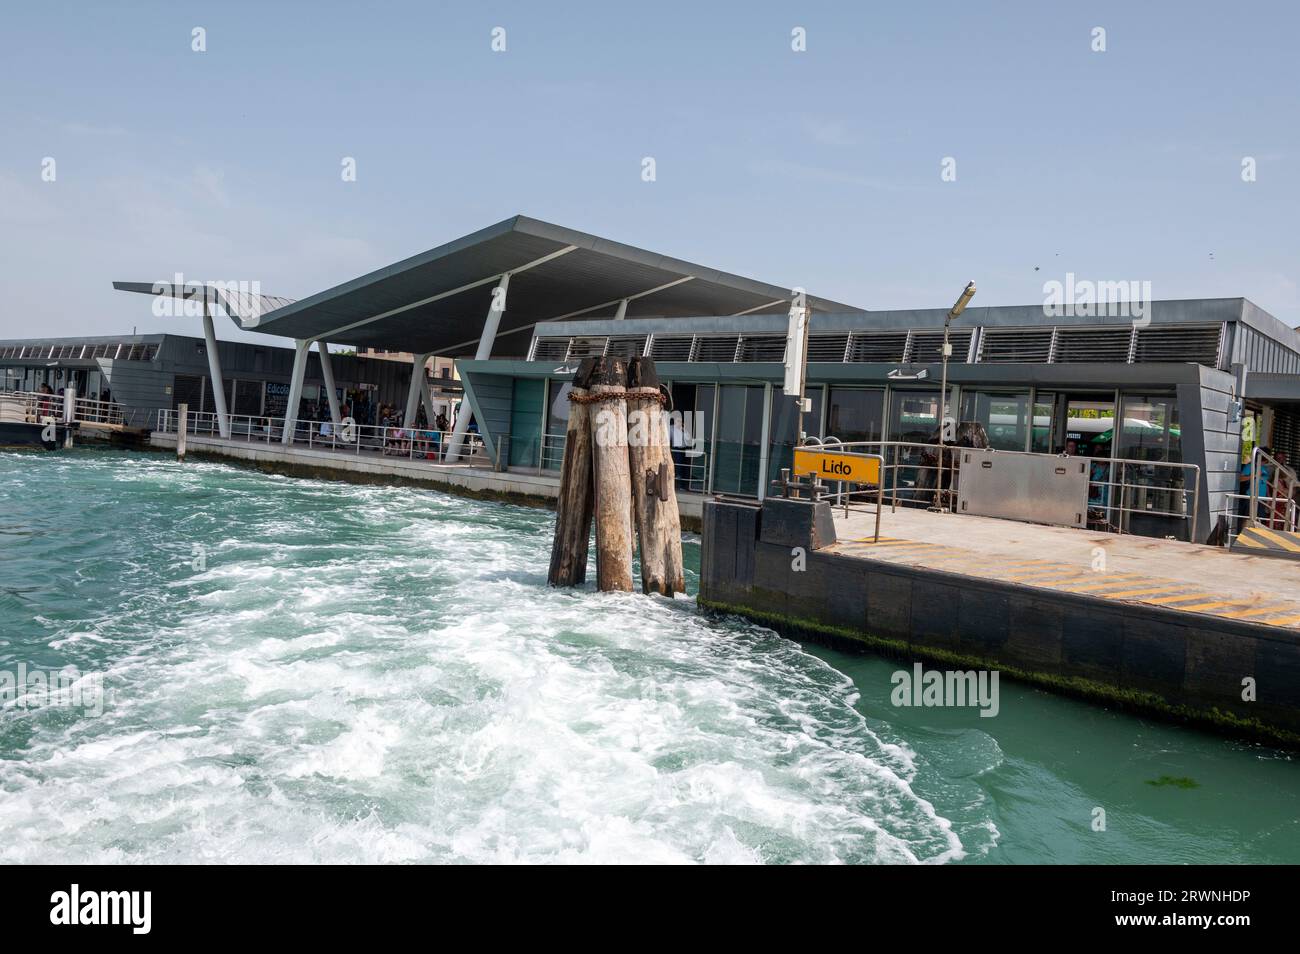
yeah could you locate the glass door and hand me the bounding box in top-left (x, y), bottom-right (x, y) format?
top-left (712, 384), bottom-right (766, 496)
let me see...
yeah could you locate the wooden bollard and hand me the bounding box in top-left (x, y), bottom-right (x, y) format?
top-left (548, 358), bottom-right (596, 586)
top-left (627, 358), bottom-right (685, 596)
top-left (588, 358), bottom-right (635, 592)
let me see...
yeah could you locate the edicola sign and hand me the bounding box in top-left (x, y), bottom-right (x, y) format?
top-left (792, 448), bottom-right (881, 484)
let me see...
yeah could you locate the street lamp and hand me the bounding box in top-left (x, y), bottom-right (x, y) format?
top-left (932, 281), bottom-right (976, 512)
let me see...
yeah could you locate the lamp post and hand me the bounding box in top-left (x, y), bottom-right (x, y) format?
top-left (931, 281), bottom-right (977, 512)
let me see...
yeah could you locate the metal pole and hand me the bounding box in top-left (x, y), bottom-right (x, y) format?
top-left (177, 402), bottom-right (188, 460)
top-left (795, 304), bottom-right (811, 449)
top-left (931, 281), bottom-right (975, 513)
top-left (447, 272), bottom-right (510, 462)
top-left (202, 297), bottom-right (232, 439)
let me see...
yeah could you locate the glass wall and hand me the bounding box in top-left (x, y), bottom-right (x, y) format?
top-left (888, 390), bottom-right (941, 443)
top-left (509, 378), bottom-right (545, 468)
top-left (826, 387), bottom-right (884, 445)
top-left (960, 389), bottom-right (1031, 451)
top-left (1063, 396), bottom-right (1115, 457)
top-left (1118, 394), bottom-right (1182, 464)
top-left (1030, 391), bottom-right (1057, 453)
top-left (767, 391), bottom-right (799, 486)
top-left (712, 384), bottom-right (766, 495)
top-left (1116, 393), bottom-right (1186, 532)
top-left (543, 379), bottom-right (570, 471)
top-left (669, 382), bottom-right (714, 492)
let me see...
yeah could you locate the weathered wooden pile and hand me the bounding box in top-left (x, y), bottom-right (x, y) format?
top-left (547, 355), bottom-right (685, 596)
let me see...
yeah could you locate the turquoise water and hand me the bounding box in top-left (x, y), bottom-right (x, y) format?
top-left (1, 449), bottom-right (1296, 864)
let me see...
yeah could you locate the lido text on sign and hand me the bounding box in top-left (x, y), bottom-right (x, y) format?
top-left (792, 449), bottom-right (881, 484)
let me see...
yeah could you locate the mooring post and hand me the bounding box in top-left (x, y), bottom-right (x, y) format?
top-left (548, 358), bottom-right (597, 587)
top-left (62, 386), bottom-right (75, 448)
top-left (177, 402), bottom-right (188, 461)
top-left (627, 356), bottom-right (685, 596)
top-left (588, 357), bottom-right (635, 592)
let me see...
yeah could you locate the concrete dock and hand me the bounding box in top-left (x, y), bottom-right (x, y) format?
top-left (700, 497), bottom-right (1300, 746)
top-left (832, 507), bottom-right (1300, 631)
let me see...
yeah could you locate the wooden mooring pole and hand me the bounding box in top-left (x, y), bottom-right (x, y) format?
top-left (588, 357), bottom-right (635, 592)
top-left (548, 358), bottom-right (596, 586)
top-left (627, 357), bottom-right (685, 596)
top-left (548, 355), bottom-right (685, 596)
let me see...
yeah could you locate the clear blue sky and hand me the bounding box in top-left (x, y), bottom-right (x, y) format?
top-left (2, 0), bottom-right (1296, 344)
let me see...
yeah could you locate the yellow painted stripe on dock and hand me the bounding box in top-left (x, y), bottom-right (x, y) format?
top-left (1006, 568), bottom-right (1084, 579)
top-left (1262, 615), bottom-right (1300, 626)
top-left (1172, 600), bottom-right (1250, 613)
top-left (1020, 575), bottom-right (1102, 587)
top-left (1061, 577), bottom-right (1146, 591)
top-left (1249, 527), bottom-right (1300, 552)
top-left (1219, 604), bottom-right (1298, 619)
top-left (1103, 586), bottom-right (1194, 599)
top-left (854, 539), bottom-right (935, 547)
top-left (1142, 592), bottom-right (1219, 605)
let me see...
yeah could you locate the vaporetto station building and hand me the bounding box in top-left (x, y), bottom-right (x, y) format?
top-left (10, 216), bottom-right (1295, 545)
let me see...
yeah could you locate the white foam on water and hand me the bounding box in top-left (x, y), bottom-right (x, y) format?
top-left (0, 456), bottom-right (985, 864)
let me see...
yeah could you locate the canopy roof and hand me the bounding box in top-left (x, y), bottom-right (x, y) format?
top-left (117, 216), bottom-right (860, 357)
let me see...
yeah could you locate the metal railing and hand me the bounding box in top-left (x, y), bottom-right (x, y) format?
top-left (815, 438), bottom-right (1201, 538)
top-left (1244, 446), bottom-right (1299, 533)
top-left (537, 430), bottom-right (709, 493)
top-left (155, 408), bottom-right (496, 467)
top-left (1225, 493), bottom-right (1298, 536)
top-left (1, 389), bottom-right (132, 427)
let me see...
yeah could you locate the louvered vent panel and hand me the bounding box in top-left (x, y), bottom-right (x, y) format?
top-left (737, 336), bottom-right (786, 362)
top-left (649, 336), bottom-right (695, 361)
top-left (566, 337), bottom-right (608, 359)
top-left (1053, 326), bottom-right (1132, 363)
top-left (806, 334), bottom-right (849, 362)
top-left (846, 332), bottom-right (909, 362)
top-left (605, 336), bottom-right (647, 359)
top-left (694, 335), bottom-right (741, 362)
top-left (908, 331), bottom-right (971, 363)
top-left (979, 327), bottom-right (1054, 363)
top-left (531, 338), bottom-right (570, 361)
top-left (1133, 324), bottom-right (1222, 365)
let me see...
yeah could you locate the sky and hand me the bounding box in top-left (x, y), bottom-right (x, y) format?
top-left (1, 0), bottom-right (1297, 346)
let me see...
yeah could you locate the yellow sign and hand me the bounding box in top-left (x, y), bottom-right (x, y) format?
top-left (793, 448), bottom-right (880, 484)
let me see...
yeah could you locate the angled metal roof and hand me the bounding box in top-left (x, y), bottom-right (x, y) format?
top-left (112, 281), bottom-right (297, 324)
top-left (114, 216), bottom-right (859, 357)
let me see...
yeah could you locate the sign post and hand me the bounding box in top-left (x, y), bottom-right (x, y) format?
top-left (933, 281), bottom-right (977, 512)
top-left (784, 294), bottom-right (812, 446)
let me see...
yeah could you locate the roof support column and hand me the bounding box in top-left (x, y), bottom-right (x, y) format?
top-left (281, 338), bottom-right (310, 444)
top-left (404, 352), bottom-right (432, 425)
top-left (317, 343), bottom-right (342, 425)
top-left (613, 298), bottom-right (628, 320)
top-left (202, 295), bottom-right (231, 438)
top-left (447, 273), bottom-right (510, 462)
